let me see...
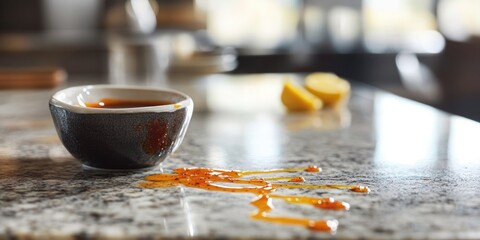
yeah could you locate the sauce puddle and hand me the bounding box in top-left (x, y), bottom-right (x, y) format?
top-left (139, 166), bottom-right (369, 232)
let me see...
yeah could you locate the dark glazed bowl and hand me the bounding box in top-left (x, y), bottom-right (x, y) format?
top-left (49, 85), bottom-right (193, 171)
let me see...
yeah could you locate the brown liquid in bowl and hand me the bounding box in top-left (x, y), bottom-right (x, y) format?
top-left (85, 98), bottom-right (174, 108)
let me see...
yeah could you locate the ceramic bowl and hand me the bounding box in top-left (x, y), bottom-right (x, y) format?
top-left (49, 85), bottom-right (193, 171)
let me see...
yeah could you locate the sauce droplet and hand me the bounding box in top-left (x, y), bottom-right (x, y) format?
top-left (309, 219), bottom-right (339, 232)
top-left (306, 165), bottom-right (321, 172)
top-left (289, 176), bottom-right (305, 182)
top-left (351, 185), bottom-right (370, 193)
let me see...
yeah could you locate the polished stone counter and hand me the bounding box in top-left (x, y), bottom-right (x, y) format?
top-left (1, 74), bottom-right (480, 239)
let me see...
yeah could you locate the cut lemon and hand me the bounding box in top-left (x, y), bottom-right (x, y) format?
top-left (281, 80), bottom-right (323, 112)
top-left (305, 73), bottom-right (350, 107)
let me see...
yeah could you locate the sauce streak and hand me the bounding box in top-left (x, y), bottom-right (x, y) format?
top-left (143, 119), bottom-right (168, 155)
top-left (85, 98), bottom-right (174, 108)
top-left (139, 166), bottom-right (369, 232)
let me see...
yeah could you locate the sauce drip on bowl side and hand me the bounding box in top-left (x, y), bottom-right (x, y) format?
top-left (138, 166), bottom-right (370, 232)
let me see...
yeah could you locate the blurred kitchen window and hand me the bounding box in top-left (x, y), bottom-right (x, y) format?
top-left (303, 4), bottom-right (326, 47)
top-left (302, 0), bottom-right (362, 52)
top-left (363, 0), bottom-right (439, 53)
top-left (437, 0), bottom-right (480, 42)
top-left (201, 0), bottom-right (299, 50)
top-left (43, 0), bottom-right (101, 33)
top-left (328, 6), bottom-right (361, 52)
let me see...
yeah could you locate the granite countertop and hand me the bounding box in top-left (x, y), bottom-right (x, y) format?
top-left (1, 74), bottom-right (480, 239)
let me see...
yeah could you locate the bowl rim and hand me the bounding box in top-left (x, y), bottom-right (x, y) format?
top-left (49, 84), bottom-right (193, 114)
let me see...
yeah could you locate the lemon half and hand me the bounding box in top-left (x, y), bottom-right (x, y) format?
top-left (305, 73), bottom-right (350, 107)
top-left (281, 80), bottom-right (323, 112)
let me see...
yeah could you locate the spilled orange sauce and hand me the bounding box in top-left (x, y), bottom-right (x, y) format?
top-left (139, 166), bottom-right (369, 232)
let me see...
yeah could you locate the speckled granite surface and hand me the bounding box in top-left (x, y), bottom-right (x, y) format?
top-left (2, 74), bottom-right (480, 239)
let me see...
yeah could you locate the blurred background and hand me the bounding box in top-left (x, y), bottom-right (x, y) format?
top-left (1, 0), bottom-right (480, 120)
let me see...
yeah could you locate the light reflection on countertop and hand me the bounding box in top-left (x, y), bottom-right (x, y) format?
top-left (373, 91), bottom-right (480, 172)
top-left (448, 116), bottom-right (480, 170)
top-left (373, 92), bottom-right (443, 168)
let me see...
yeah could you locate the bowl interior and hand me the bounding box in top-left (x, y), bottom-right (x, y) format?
top-left (51, 85), bottom-right (192, 113)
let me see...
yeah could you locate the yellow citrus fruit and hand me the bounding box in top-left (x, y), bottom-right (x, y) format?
top-left (304, 73), bottom-right (350, 107)
top-left (281, 80), bottom-right (323, 112)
